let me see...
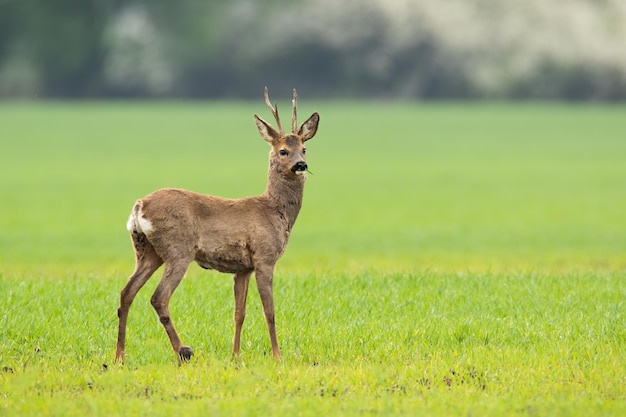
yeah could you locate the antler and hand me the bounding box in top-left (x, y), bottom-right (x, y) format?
top-left (264, 87), bottom-right (284, 135)
top-left (291, 89), bottom-right (298, 134)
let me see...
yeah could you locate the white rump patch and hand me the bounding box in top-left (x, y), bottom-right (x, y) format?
top-left (126, 209), bottom-right (154, 234)
top-left (137, 215), bottom-right (153, 233)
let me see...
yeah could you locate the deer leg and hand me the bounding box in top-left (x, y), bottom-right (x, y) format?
top-left (116, 242), bottom-right (163, 364)
top-left (232, 270), bottom-right (253, 357)
top-left (150, 260), bottom-right (192, 362)
top-left (255, 266), bottom-right (281, 359)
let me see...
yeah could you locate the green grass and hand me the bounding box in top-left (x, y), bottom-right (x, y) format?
top-left (2, 272), bottom-right (625, 416)
top-left (1, 101), bottom-right (626, 415)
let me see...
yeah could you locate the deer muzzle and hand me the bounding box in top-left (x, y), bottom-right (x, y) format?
top-left (292, 161), bottom-right (308, 174)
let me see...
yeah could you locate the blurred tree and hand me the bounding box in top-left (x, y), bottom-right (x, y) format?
top-left (11, 0), bottom-right (122, 96)
top-left (0, 0), bottom-right (625, 100)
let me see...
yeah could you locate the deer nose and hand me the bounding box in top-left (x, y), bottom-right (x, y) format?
top-left (292, 161), bottom-right (307, 173)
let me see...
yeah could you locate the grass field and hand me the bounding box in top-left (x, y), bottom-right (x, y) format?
top-left (1, 101), bottom-right (625, 416)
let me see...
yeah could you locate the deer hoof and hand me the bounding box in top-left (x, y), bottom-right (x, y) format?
top-left (178, 346), bottom-right (194, 361)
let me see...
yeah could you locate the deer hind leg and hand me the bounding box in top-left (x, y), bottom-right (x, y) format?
top-left (116, 237), bottom-right (163, 364)
top-left (150, 260), bottom-right (193, 362)
top-left (232, 270), bottom-right (253, 357)
top-left (255, 265), bottom-right (281, 359)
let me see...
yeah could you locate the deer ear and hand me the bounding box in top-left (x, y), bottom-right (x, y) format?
top-left (298, 112), bottom-right (320, 142)
top-left (254, 114), bottom-right (280, 144)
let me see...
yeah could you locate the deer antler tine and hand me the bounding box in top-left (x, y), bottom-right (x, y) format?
top-left (291, 88), bottom-right (298, 134)
top-left (264, 86), bottom-right (284, 135)
top-left (263, 86), bottom-right (273, 112)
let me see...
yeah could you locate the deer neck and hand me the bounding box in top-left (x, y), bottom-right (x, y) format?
top-left (264, 162), bottom-right (305, 230)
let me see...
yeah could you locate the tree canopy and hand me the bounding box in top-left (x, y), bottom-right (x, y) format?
top-left (1, 0), bottom-right (625, 100)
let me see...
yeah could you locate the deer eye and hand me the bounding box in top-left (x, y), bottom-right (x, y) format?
top-left (279, 149), bottom-right (288, 156)
top-left (302, 148), bottom-right (306, 155)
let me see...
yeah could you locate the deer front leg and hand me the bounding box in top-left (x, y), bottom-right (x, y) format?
top-left (255, 265), bottom-right (281, 359)
top-left (232, 270), bottom-right (253, 357)
top-left (150, 261), bottom-right (193, 362)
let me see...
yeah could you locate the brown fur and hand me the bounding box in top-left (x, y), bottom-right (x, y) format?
top-left (115, 90), bottom-right (319, 363)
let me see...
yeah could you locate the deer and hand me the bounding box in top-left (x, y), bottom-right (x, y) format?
top-left (115, 87), bottom-right (320, 364)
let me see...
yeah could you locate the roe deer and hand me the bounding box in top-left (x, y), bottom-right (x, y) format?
top-left (115, 87), bottom-right (320, 363)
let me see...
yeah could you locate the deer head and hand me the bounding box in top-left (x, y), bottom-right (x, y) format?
top-left (254, 87), bottom-right (320, 177)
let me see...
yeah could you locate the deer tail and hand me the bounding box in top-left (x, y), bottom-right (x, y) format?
top-left (126, 200), bottom-right (152, 235)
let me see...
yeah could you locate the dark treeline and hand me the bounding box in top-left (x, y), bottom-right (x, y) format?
top-left (1, 0), bottom-right (625, 100)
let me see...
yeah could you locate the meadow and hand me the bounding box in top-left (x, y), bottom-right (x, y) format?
top-left (1, 100), bottom-right (625, 416)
